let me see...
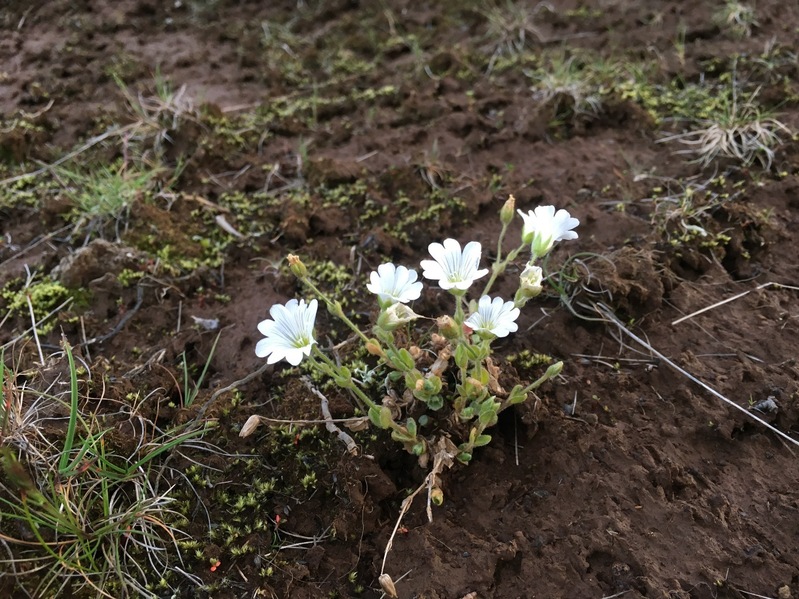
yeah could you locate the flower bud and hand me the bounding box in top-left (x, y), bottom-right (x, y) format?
top-left (500, 194), bottom-right (516, 225)
top-left (365, 339), bottom-right (384, 357)
top-left (518, 263), bottom-right (543, 298)
top-left (287, 254), bottom-right (307, 278)
top-left (545, 360), bottom-right (564, 379)
top-left (379, 574), bottom-right (398, 599)
top-left (377, 303), bottom-right (422, 331)
top-left (465, 377), bottom-right (484, 392)
top-left (436, 315), bottom-right (459, 339)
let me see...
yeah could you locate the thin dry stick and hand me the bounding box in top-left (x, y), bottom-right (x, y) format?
top-left (25, 294), bottom-right (44, 365)
top-left (739, 590), bottom-right (777, 599)
top-left (380, 478), bottom-right (428, 579)
top-left (596, 303), bottom-right (799, 449)
top-left (380, 444), bottom-right (453, 576)
top-left (672, 282), bottom-right (799, 325)
top-left (0, 298), bottom-right (74, 352)
top-left (301, 377), bottom-right (358, 456)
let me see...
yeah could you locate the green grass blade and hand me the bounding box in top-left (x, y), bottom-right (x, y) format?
top-left (58, 339), bottom-right (80, 475)
top-left (186, 331), bottom-right (221, 407)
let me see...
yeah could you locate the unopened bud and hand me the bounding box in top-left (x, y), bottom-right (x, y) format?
top-left (465, 377), bottom-right (484, 391)
top-left (409, 345), bottom-right (422, 360)
top-left (546, 360), bottom-right (564, 379)
top-left (378, 574), bottom-right (398, 599)
top-left (377, 303), bottom-right (422, 331)
top-left (365, 339), bottom-right (384, 357)
top-left (287, 254), bottom-right (307, 278)
top-left (239, 415), bottom-right (263, 438)
top-left (500, 194), bottom-right (516, 225)
top-left (518, 263), bottom-right (543, 299)
top-left (436, 315), bottom-right (459, 339)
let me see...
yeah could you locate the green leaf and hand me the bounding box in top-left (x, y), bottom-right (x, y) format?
top-left (378, 406), bottom-right (394, 429)
top-left (474, 434), bottom-right (492, 447)
top-left (426, 395), bottom-right (444, 411)
top-left (471, 365), bottom-right (489, 385)
top-left (391, 429), bottom-right (411, 442)
top-left (368, 406), bottom-right (383, 428)
top-left (422, 375), bottom-right (442, 395)
top-left (454, 344), bottom-right (469, 370)
top-left (478, 411), bottom-right (498, 427)
top-left (507, 384), bottom-right (527, 405)
top-left (397, 348), bottom-right (417, 370)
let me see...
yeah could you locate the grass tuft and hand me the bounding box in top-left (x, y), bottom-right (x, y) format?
top-left (0, 341), bottom-right (209, 598)
top-left (659, 87), bottom-right (791, 170)
top-left (482, 1), bottom-right (552, 73)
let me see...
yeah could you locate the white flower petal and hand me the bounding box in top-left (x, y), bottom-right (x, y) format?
top-left (255, 298), bottom-right (317, 365)
top-left (465, 295), bottom-right (520, 338)
top-left (367, 263), bottom-right (424, 304)
top-left (518, 205), bottom-right (579, 257)
top-left (421, 238), bottom-right (488, 291)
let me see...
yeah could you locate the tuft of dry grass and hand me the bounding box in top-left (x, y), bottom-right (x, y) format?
top-left (713, 0), bottom-right (758, 38)
top-left (0, 342), bottom-right (208, 598)
top-left (482, 1), bottom-right (552, 73)
top-left (659, 88), bottom-right (792, 170)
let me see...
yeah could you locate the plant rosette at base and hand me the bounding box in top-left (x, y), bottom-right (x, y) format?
top-left (253, 194), bottom-right (578, 480)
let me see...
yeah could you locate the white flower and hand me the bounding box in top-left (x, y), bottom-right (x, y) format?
top-left (377, 302), bottom-right (423, 330)
top-left (517, 205), bottom-right (579, 257)
top-left (255, 299), bottom-right (318, 366)
top-left (366, 263), bottom-right (423, 306)
top-left (420, 239), bottom-right (489, 291)
top-left (519, 263), bottom-right (543, 298)
top-left (464, 295), bottom-right (520, 338)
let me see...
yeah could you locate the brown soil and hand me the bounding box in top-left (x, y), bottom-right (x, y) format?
top-left (1, 1), bottom-right (799, 598)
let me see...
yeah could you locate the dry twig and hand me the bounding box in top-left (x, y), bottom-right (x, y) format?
top-left (301, 377), bottom-right (358, 456)
top-left (594, 302), bottom-right (799, 450)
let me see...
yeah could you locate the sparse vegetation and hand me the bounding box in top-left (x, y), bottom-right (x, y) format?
top-left (0, 343), bottom-right (208, 598)
top-left (529, 53), bottom-right (604, 117)
top-left (659, 87), bottom-right (792, 169)
top-left (713, 0), bottom-right (758, 38)
top-left (482, 1), bottom-right (553, 73)
top-left (2, 1), bottom-right (798, 597)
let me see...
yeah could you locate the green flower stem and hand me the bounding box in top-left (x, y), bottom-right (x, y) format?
top-left (494, 219), bottom-right (510, 270)
top-left (297, 276), bottom-right (371, 345)
top-left (452, 292), bottom-right (465, 325)
top-left (310, 348), bottom-right (379, 413)
top-left (481, 241), bottom-right (528, 297)
top-left (521, 361), bottom-right (562, 393)
top-left (500, 361), bottom-right (563, 410)
top-left (373, 328), bottom-right (411, 373)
